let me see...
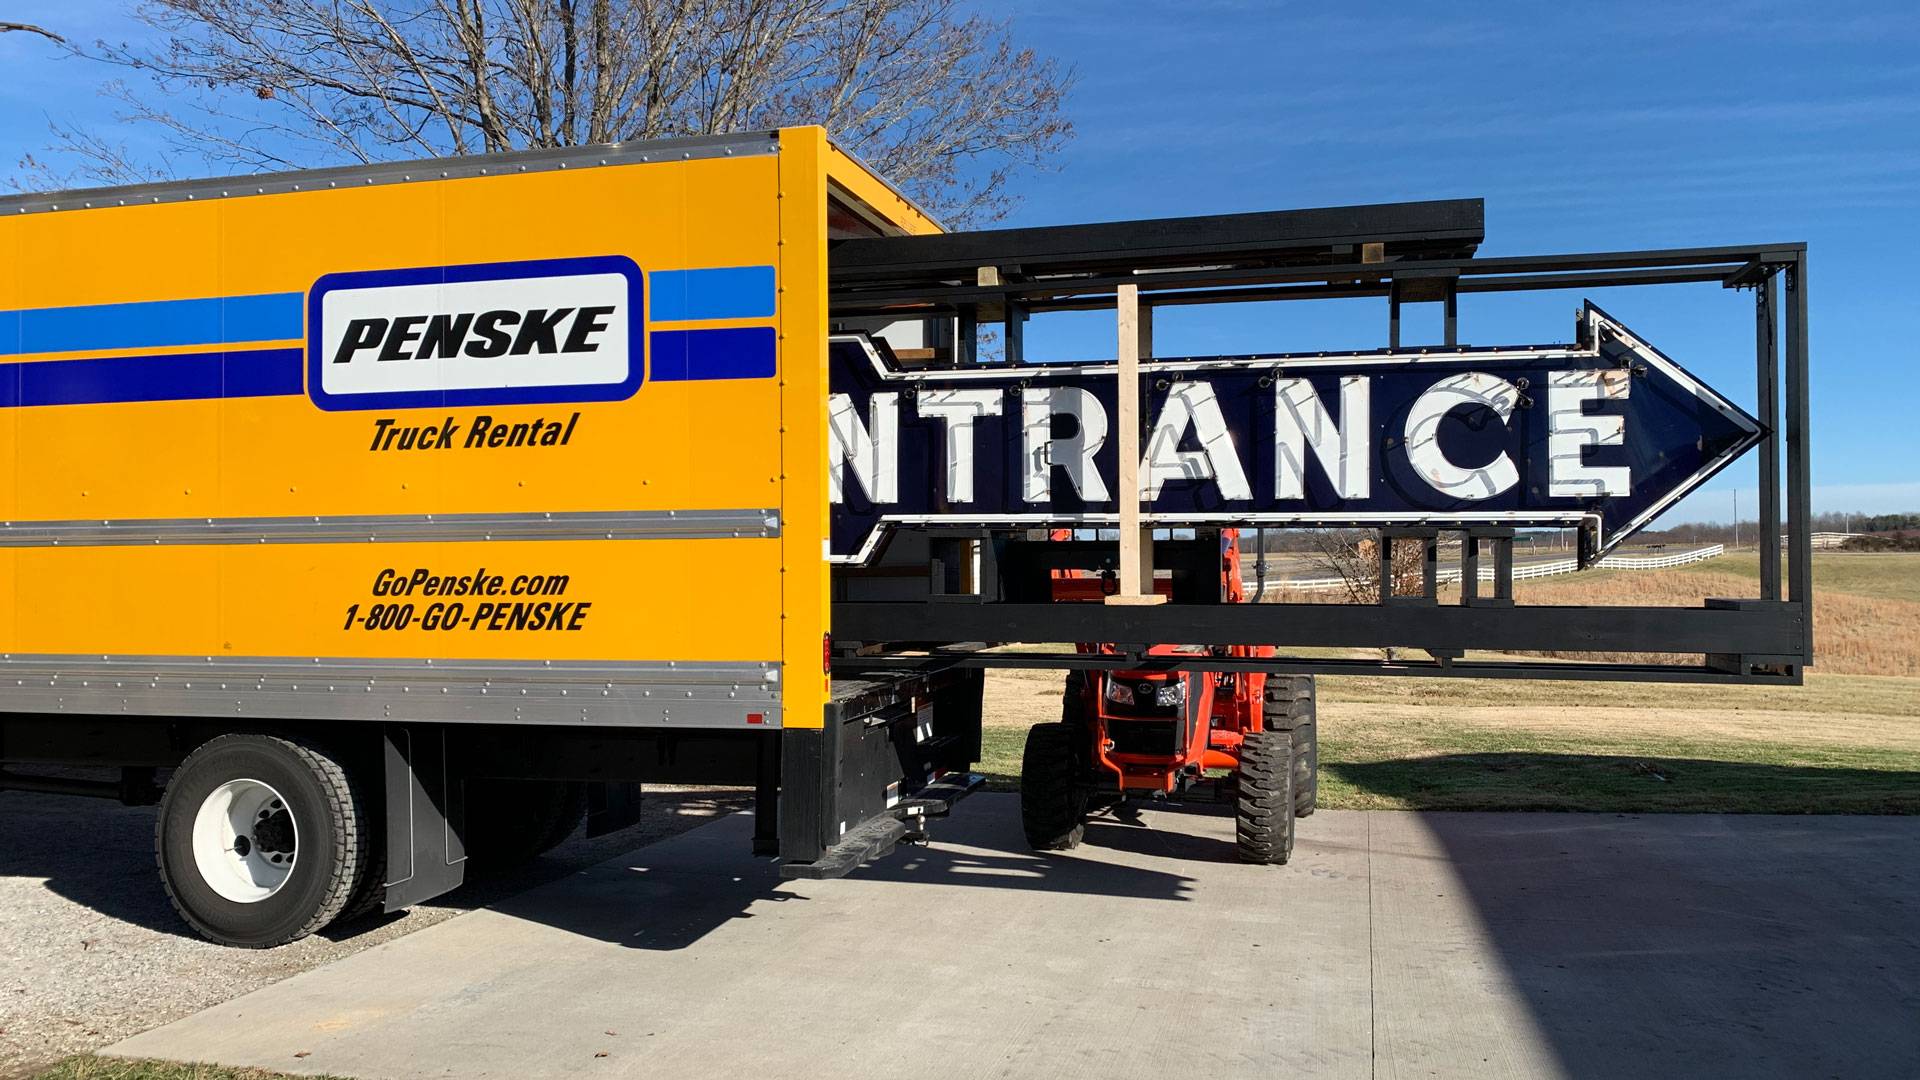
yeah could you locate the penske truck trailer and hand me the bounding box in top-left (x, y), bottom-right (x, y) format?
top-left (0, 127), bottom-right (1814, 946)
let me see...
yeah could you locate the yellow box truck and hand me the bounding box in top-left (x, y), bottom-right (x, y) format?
top-left (0, 127), bottom-right (979, 945)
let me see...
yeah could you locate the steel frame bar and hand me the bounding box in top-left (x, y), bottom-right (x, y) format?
top-left (1786, 254), bottom-right (1813, 637)
top-left (1757, 274), bottom-right (1783, 601)
top-left (834, 651), bottom-right (1803, 686)
top-left (829, 245), bottom-right (1804, 311)
top-left (834, 601), bottom-right (1802, 657)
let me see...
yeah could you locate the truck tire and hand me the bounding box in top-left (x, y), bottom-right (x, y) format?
top-left (1263, 675), bottom-right (1318, 818)
top-left (155, 734), bottom-right (372, 947)
top-left (1235, 729), bottom-right (1296, 865)
top-left (534, 782), bottom-right (591, 852)
top-left (465, 779), bottom-right (586, 866)
top-left (1021, 722), bottom-right (1088, 851)
top-left (335, 845), bottom-right (388, 924)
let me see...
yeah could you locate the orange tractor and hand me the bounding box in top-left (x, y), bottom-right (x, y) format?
top-left (1021, 529), bottom-right (1318, 864)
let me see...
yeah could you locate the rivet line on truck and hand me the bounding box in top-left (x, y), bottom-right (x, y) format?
top-left (0, 127), bottom-right (1812, 946)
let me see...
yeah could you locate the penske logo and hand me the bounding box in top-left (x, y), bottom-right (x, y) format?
top-left (329, 307), bottom-right (615, 365)
top-left (307, 255), bottom-right (644, 410)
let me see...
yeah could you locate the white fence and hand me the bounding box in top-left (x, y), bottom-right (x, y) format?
top-left (1254, 544), bottom-right (1726, 597)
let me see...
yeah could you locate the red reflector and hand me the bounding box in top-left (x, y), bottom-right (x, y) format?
top-left (746, 713), bottom-right (766, 725)
top-left (823, 632), bottom-right (832, 674)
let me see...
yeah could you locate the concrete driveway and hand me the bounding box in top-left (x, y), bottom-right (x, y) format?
top-left (109, 796), bottom-right (1920, 1079)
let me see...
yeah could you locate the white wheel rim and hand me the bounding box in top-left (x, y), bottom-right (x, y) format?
top-left (191, 778), bottom-right (299, 903)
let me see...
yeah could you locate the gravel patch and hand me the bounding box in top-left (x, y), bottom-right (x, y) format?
top-left (0, 782), bottom-right (750, 1078)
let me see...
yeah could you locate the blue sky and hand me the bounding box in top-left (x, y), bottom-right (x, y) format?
top-left (3, 0), bottom-right (1916, 523)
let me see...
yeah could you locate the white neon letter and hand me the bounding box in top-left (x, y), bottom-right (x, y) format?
top-left (1547, 370), bottom-right (1631, 497)
top-left (915, 388), bottom-right (1002, 504)
top-left (828, 392), bottom-right (898, 504)
top-left (1403, 372), bottom-right (1519, 500)
top-left (1142, 382), bottom-right (1251, 501)
top-left (1021, 387), bottom-right (1110, 503)
top-left (1273, 376), bottom-right (1370, 500)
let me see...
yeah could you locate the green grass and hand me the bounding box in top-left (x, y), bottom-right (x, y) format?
top-left (1314, 669), bottom-right (1920, 714)
top-left (1314, 725), bottom-right (1920, 814)
top-left (34, 1059), bottom-right (340, 1080)
top-left (978, 671), bottom-right (1920, 813)
top-left (979, 720), bottom-right (1920, 813)
top-left (1692, 550), bottom-right (1920, 603)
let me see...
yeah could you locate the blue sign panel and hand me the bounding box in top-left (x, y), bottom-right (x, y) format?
top-left (827, 303), bottom-right (1759, 564)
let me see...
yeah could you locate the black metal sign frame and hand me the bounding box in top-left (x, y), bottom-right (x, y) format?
top-left (827, 202), bottom-right (1811, 686)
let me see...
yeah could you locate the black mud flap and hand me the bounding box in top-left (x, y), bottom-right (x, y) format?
top-left (382, 726), bottom-right (467, 911)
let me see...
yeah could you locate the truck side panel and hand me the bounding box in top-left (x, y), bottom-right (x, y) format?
top-left (0, 136), bottom-right (799, 727)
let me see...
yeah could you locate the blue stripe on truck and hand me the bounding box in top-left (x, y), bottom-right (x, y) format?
top-left (649, 266), bottom-right (777, 322)
top-left (0, 349), bottom-right (304, 407)
top-left (650, 327), bottom-right (777, 381)
top-left (0, 327), bottom-right (767, 408)
top-left (1, 265), bottom-right (772, 357)
top-left (0, 294), bottom-right (305, 356)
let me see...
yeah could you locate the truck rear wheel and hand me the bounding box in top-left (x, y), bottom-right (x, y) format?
top-left (1021, 722), bottom-right (1088, 851)
top-left (1235, 730), bottom-right (1296, 865)
top-left (465, 779), bottom-right (588, 866)
top-left (155, 734), bottom-right (373, 947)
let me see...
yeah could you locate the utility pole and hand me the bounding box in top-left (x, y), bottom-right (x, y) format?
top-left (1733, 489), bottom-right (1740, 548)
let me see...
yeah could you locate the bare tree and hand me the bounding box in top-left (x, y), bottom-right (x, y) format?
top-left (37, 0), bottom-right (1070, 224)
top-left (1312, 530), bottom-right (1428, 606)
top-left (1, 19), bottom-right (66, 41)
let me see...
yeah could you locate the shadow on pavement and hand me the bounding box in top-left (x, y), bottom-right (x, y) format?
top-left (485, 804), bottom-right (1199, 950)
top-left (2, 783), bottom-right (750, 945)
top-left (1328, 751), bottom-right (1920, 814)
top-left (1337, 754), bottom-right (1920, 1079)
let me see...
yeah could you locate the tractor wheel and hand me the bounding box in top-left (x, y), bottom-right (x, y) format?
top-left (1021, 722), bottom-right (1089, 851)
top-left (1234, 729), bottom-right (1296, 865)
top-left (1264, 675), bottom-right (1318, 818)
top-left (155, 734), bottom-right (375, 947)
top-left (1062, 669), bottom-right (1088, 724)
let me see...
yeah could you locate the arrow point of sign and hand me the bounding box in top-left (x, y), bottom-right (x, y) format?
top-left (1578, 301), bottom-right (1763, 561)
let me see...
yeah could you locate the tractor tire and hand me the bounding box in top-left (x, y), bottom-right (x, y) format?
top-left (1235, 729), bottom-right (1296, 865)
top-left (1264, 675), bottom-right (1318, 818)
top-left (1289, 721), bottom-right (1318, 818)
top-left (1062, 669), bottom-right (1088, 725)
top-left (464, 779), bottom-right (587, 867)
top-left (1021, 722), bottom-right (1089, 851)
top-left (155, 734), bottom-right (375, 947)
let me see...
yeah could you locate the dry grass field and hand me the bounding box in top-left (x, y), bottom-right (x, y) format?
top-left (977, 551), bottom-right (1920, 813)
top-left (1512, 552), bottom-right (1920, 676)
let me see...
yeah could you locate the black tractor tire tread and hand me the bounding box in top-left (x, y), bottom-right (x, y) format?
top-left (1062, 670), bottom-right (1088, 725)
top-left (1289, 720), bottom-right (1318, 818)
top-left (1264, 675), bottom-right (1318, 818)
top-left (1235, 729), bottom-right (1296, 865)
top-left (155, 734), bottom-right (370, 948)
top-left (1021, 721), bottom-right (1088, 851)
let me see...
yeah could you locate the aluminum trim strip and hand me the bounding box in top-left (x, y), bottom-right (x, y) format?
top-left (1, 132), bottom-right (781, 217)
top-left (0, 655), bottom-right (783, 728)
top-left (0, 508), bottom-right (780, 547)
